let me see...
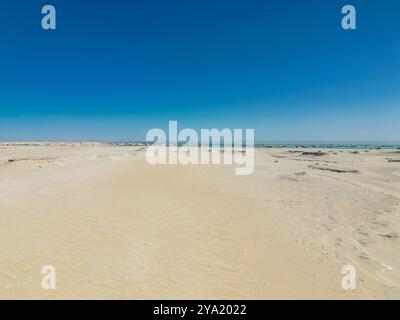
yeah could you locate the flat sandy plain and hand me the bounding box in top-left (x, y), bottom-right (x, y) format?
top-left (0, 143), bottom-right (399, 299)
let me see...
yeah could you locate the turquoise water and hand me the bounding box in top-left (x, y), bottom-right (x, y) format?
top-left (254, 141), bottom-right (400, 150)
top-left (113, 141), bottom-right (400, 150)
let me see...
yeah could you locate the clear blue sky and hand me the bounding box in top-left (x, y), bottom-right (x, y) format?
top-left (0, 0), bottom-right (399, 141)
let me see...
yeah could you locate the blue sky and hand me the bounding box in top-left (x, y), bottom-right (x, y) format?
top-left (0, 0), bottom-right (399, 141)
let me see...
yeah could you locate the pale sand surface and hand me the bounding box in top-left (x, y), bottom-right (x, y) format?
top-left (0, 144), bottom-right (400, 299)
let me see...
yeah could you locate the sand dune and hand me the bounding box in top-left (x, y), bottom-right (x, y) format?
top-left (0, 144), bottom-right (399, 299)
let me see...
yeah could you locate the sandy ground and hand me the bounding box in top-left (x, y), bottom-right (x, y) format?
top-left (0, 144), bottom-right (399, 299)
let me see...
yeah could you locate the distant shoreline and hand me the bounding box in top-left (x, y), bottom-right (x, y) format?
top-left (1, 141), bottom-right (400, 150)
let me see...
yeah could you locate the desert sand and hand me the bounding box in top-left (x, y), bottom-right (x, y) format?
top-left (0, 143), bottom-right (399, 299)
